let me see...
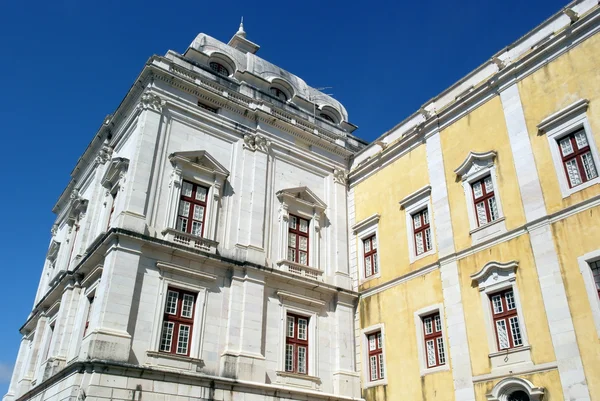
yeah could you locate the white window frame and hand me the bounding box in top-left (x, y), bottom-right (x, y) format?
top-left (470, 261), bottom-right (532, 372)
top-left (147, 261), bottom-right (215, 367)
top-left (538, 99), bottom-right (600, 198)
top-left (351, 214), bottom-right (381, 283)
top-left (577, 249), bottom-right (600, 339)
top-left (413, 304), bottom-right (449, 376)
top-left (454, 151), bottom-right (506, 244)
top-left (400, 186), bottom-right (436, 263)
top-left (360, 323), bottom-right (387, 388)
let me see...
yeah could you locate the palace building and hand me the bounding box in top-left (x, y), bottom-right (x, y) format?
top-left (4, 1), bottom-right (600, 401)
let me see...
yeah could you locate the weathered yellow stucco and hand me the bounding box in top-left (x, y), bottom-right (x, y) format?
top-left (353, 143), bottom-right (435, 290)
top-left (519, 32), bottom-right (600, 214)
top-left (439, 96), bottom-right (526, 252)
top-left (474, 370), bottom-right (563, 401)
top-left (458, 235), bottom-right (555, 376)
top-left (360, 270), bottom-right (455, 401)
top-left (550, 205), bottom-right (600, 397)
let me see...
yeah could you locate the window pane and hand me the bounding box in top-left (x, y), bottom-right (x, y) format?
top-left (193, 205), bottom-right (205, 221)
top-left (484, 176), bottom-right (494, 193)
top-left (297, 346), bottom-right (307, 374)
top-left (298, 318), bottom-right (308, 340)
top-left (287, 248), bottom-right (296, 262)
top-left (413, 214), bottom-right (422, 229)
top-left (424, 317), bottom-right (433, 334)
top-left (372, 236), bottom-right (377, 249)
top-left (159, 322), bottom-right (174, 352)
top-left (378, 354), bottom-right (385, 379)
top-left (423, 209), bottom-right (429, 225)
top-left (178, 200), bottom-right (190, 217)
top-left (369, 334), bottom-right (376, 351)
top-left (176, 217), bottom-right (188, 233)
top-left (505, 291), bottom-right (516, 310)
top-left (191, 221), bottom-right (202, 236)
top-left (299, 219), bottom-right (309, 233)
top-left (195, 187), bottom-right (207, 201)
top-left (289, 216), bottom-right (297, 229)
top-left (426, 339), bottom-right (436, 367)
top-left (425, 228), bottom-right (432, 252)
top-left (509, 316), bottom-right (523, 347)
top-left (560, 137), bottom-right (574, 156)
top-left (377, 332), bottom-right (382, 349)
top-left (287, 316), bottom-right (295, 337)
top-left (496, 319), bottom-right (510, 349)
top-left (182, 182), bottom-right (193, 197)
top-left (369, 355), bottom-right (378, 381)
top-left (299, 236), bottom-right (308, 251)
top-left (165, 291), bottom-right (178, 314)
top-left (177, 325), bottom-right (190, 354)
top-left (472, 181), bottom-right (483, 198)
top-left (582, 152), bottom-right (598, 180)
top-left (415, 232), bottom-right (424, 255)
top-left (590, 261), bottom-right (600, 292)
top-left (565, 159), bottom-right (582, 187)
top-left (285, 344), bottom-right (294, 371)
top-left (488, 196), bottom-right (499, 221)
top-left (434, 314), bottom-right (442, 332)
top-left (373, 254), bottom-right (379, 275)
top-left (365, 256), bottom-right (373, 276)
top-left (491, 295), bottom-right (503, 314)
top-left (436, 337), bottom-right (446, 365)
top-left (181, 294), bottom-right (194, 318)
top-left (575, 130), bottom-right (589, 149)
top-left (476, 202), bottom-right (488, 226)
top-left (288, 233), bottom-right (297, 248)
top-left (299, 251), bottom-right (308, 265)
top-left (364, 239), bottom-right (371, 253)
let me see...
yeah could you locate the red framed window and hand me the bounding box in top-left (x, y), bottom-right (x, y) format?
top-left (269, 87), bottom-right (288, 102)
top-left (412, 209), bottom-right (432, 255)
top-left (490, 289), bottom-right (523, 350)
top-left (422, 312), bottom-right (446, 368)
top-left (209, 62), bottom-right (229, 76)
top-left (589, 260), bottom-right (600, 298)
top-left (363, 235), bottom-right (378, 278)
top-left (287, 215), bottom-right (309, 265)
top-left (367, 331), bottom-right (384, 381)
top-left (559, 129), bottom-right (598, 188)
top-left (177, 181), bottom-right (208, 237)
top-left (472, 176), bottom-right (499, 227)
top-left (159, 288), bottom-right (196, 356)
top-left (285, 313), bottom-right (309, 374)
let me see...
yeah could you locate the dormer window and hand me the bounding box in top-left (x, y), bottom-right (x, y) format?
top-left (319, 113), bottom-right (334, 123)
top-left (209, 62), bottom-right (229, 76)
top-left (270, 87), bottom-right (288, 102)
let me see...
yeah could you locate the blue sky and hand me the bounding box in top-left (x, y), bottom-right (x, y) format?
top-left (0, 0), bottom-right (568, 394)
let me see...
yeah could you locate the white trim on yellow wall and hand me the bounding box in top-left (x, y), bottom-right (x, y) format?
top-left (577, 249), bottom-right (600, 339)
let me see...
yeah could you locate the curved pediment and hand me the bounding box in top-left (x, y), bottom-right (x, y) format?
top-left (169, 150), bottom-right (229, 178)
top-left (487, 377), bottom-right (544, 401)
top-left (471, 260), bottom-right (518, 283)
top-left (276, 186), bottom-right (326, 211)
top-left (454, 150), bottom-right (497, 178)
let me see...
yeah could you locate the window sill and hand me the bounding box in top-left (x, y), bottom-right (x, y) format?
top-left (359, 272), bottom-right (381, 286)
top-left (162, 228), bottom-right (218, 253)
top-left (146, 350), bottom-right (204, 372)
top-left (276, 259), bottom-right (323, 281)
top-left (469, 217), bottom-right (506, 245)
top-left (420, 363), bottom-right (450, 377)
top-left (363, 378), bottom-right (387, 388)
top-left (275, 371), bottom-right (322, 390)
top-left (489, 345), bottom-right (532, 371)
top-left (561, 179), bottom-right (599, 199)
top-left (411, 248), bottom-right (436, 264)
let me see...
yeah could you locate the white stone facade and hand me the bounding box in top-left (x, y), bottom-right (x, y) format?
top-left (3, 26), bottom-right (364, 401)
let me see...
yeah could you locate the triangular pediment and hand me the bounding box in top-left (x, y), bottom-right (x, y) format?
top-left (276, 186), bottom-right (327, 210)
top-left (170, 150), bottom-right (229, 177)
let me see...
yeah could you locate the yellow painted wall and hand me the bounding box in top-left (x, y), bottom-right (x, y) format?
top-left (359, 270), bottom-right (454, 401)
top-left (519, 32), bottom-right (600, 214)
top-left (457, 235), bottom-right (555, 376)
top-left (439, 96), bottom-right (527, 252)
top-left (550, 204), bottom-right (600, 397)
top-left (353, 143), bottom-right (435, 291)
top-left (474, 369), bottom-right (563, 400)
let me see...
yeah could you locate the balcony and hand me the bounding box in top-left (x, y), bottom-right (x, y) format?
top-left (162, 228), bottom-right (218, 254)
top-left (276, 259), bottom-right (323, 281)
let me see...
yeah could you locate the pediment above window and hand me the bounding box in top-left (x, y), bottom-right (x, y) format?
top-left (471, 260), bottom-right (518, 290)
top-left (454, 151), bottom-right (497, 179)
top-left (276, 186), bottom-right (326, 212)
top-left (487, 377), bottom-right (544, 401)
top-left (101, 157), bottom-right (129, 189)
top-left (46, 240), bottom-right (61, 261)
top-left (169, 151), bottom-right (229, 179)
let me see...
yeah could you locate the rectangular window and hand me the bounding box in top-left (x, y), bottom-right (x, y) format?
top-left (177, 181), bottom-right (208, 237)
top-left (159, 287), bottom-right (196, 356)
top-left (197, 101), bottom-right (218, 113)
top-left (287, 215), bottom-right (310, 266)
top-left (471, 176), bottom-right (499, 227)
top-left (422, 312), bottom-right (445, 368)
top-left (284, 313), bottom-right (309, 374)
top-left (412, 209), bottom-right (432, 255)
top-left (589, 260), bottom-right (600, 298)
top-left (367, 331), bottom-right (384, 381)
top-left (83, 295), bottom-right (94, 337)
top-left (363, 235), bottom-right (378, 278)
top-left (559, 129), bottom-right (598, 188)
top-left (490, 289), bottom-right (522, 350)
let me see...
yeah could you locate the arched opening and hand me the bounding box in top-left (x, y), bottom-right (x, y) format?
top-left (209, 62), bottom-right (229, 76)
top-left (508, 390), bottom-right (530, 401)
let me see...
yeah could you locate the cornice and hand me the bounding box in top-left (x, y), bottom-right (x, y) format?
top-left (537, 98), bottom-right (589, 133)
top-left (399, 185), bottom-right (432, 209)
top-left (351, 213), bottom-right (380, 234)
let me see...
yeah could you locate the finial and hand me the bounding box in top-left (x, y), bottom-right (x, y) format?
top-left (236, 17), bottom-right (246, 38)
